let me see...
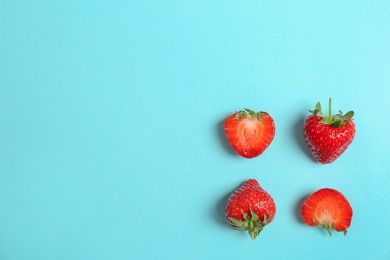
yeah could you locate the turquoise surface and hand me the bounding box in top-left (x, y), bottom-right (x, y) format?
top-left (1, 1), bottom-right (389, 259)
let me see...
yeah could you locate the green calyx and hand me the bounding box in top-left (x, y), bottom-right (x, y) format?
top-left (310, 98), bottom-right (354, 128)
top-left (313, 220), bottom-right (348, 237)
top-left (228, 209), bottom-right (269, 240)
top-left (234, 108), bottom-right (267, 121)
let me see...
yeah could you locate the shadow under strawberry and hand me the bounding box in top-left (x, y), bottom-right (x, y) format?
top-left (214, 192), bottom-right (231, 227)
top-left (293, 115), bottom-right (317, 162)
top-left (294, 193), bottom-right (311, 224)
top-left (213, 181), bottom-right (244, 227)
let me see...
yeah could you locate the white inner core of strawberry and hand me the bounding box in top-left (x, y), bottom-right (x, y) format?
top-left (316, 212), bottom-right (334, 227)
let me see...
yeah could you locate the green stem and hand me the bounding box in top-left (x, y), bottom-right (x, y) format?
top-left (328, 98), bottom-right (332, 122)
top-left (325, 225), bottom-right (333, 236)
top-left (249, 221), bottom-right (255, 240)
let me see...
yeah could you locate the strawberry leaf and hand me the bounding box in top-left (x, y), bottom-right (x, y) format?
top-left (250, 209), bottom-right (259, 221)
top-left (228, 217), bottom-right (246, 229)
top-left (227, 209), bottom-right (269, 240)
top-left (339, 111), bottom-right (354, 120)
top-left (234, 108), bottom-right (265, 121)
top-left (329, 120), bottom-right (342, 128)
top-left (244, 108), bottom-right (255, 114)
top-left (311, 98), bottom-right (354, 128)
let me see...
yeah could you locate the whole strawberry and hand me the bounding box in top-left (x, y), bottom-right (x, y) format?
top-left (224, 108), bottom-right (275, 159)
top-left (225, 179), bottom-right (276, 240)
top-left (303, 98), bottom-right (355, 164)
top-left (301, 188), bottom-right (353, 236)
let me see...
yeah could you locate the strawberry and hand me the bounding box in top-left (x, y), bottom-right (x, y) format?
top-left (303, 98), bottom-right (355, 164)
top-left (301, 188), bottom-right (353, 236)
top-left (225, 179), bottom-right (276, 240)
top-left (224, 108), bottom-right (275, 159)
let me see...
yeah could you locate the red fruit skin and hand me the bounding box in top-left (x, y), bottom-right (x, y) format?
top-left (224, 112), bottom-right (275, 159)
top-left (225, 179), bottom-right (276, 224)
top-left (303, 115), bottom-right (356, 164)
top-left (302, 188), bottom-right (353, 233)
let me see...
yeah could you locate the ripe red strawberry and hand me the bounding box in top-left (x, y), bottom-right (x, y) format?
top-left (301, 188), bottom-right (353, 236)
top-left (303, 98), bottom-right (355, 164)
top-left (225, 179), bottom-right (276, 240)
top-left (224, 108), bottom-right (275, 159)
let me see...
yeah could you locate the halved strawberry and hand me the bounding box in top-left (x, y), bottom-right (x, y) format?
top-left (224, 108), bottom-right (275, 159)
top-left (301, 188), bottom-right (353, 236)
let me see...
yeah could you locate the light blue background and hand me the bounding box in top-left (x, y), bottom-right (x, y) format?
top-left (1, 1), bottom-right (389, 259)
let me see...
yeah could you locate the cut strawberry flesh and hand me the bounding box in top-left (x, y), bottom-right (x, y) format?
top-left (225, 113), bottom-right (275, 158)
top-left (302, 188), bottom-right (353, 234)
